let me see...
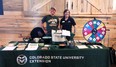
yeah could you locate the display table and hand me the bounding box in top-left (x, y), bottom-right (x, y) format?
top-left (0, 42), bottom-right (110, 67)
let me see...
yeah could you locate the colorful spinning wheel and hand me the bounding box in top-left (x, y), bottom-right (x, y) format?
top-left (83, 19), bottom-right (106, 43)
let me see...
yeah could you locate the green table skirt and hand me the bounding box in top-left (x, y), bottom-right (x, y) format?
top-left (0, 46), bottom-right (110, 67)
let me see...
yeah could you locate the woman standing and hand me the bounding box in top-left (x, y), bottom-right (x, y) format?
top-left (60, 9), bottom-right (76, 40)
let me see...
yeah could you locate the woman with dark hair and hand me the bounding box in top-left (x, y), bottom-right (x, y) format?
top-left (60, 9), bottom-right (76, 40)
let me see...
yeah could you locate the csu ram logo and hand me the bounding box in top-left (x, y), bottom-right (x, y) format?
top-left (16, 54), bottom-right (27, 65)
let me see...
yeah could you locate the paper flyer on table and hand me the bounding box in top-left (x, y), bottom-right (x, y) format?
top-left (16, 43), bottom-right (27, 50)
top-left (25, 43), bottom-right (38, 50)
top-left (2, 46), bottom-right (17, 51)
top-left (76, 45), bottom-right (88, 49)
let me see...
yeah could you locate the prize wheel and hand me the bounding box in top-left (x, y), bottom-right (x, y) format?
top-left (83, 19), bottom-right (106, 43)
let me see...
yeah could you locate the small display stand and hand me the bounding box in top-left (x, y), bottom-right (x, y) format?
top-left (51, 30), bottom-right (67, 45)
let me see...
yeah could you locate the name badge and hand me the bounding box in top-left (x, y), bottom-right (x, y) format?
top-left (68, 21), bottom-right (71, 23)
top-left (62, 21), bottom-right (65, 23)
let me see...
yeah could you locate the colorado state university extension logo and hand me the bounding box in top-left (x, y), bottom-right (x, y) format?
top-left (16, 54), bottom-right (27, 65)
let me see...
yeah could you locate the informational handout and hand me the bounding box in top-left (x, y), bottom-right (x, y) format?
top-left (16, 43), bottom-right (27, 50)
top-left (62, 30), bottom-right (70, 36)
top-left (25, 43), bottom-right (38, 50)
top-left (2, 46), bottom-right (17, 51)
top-left (52, 30), bottom-right (66, 42)
top-left (76, 45), bottom-right (88, 49)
